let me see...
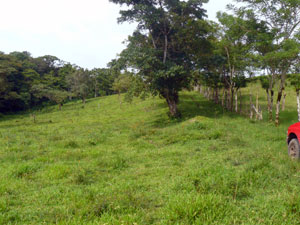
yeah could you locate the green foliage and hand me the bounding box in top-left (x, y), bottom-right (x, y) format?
top-left (235, 0), bottom-right (300, 88)
top-left (290, 74), bottom-right (300, 91)
top-left (91, 68), bottom-right (117, 96)
top-left (111, 0), bottom-right (212, 117)
top-left (66, 68), bottom-right (92, 103)
top-left (259, 76), bottom-right (269, 90)
top-left (217, 13), bottom-right (251, 86)
top-left (124, 75), bottom-right (149, 103)
top-left (235, 0), bottom-right (300, 42)
top-left (31, 84), bottom-right (69, 108)
top-left (0, 51), bottom-right (118, 113)
top-left (112, 73), bottom-right (132, 95)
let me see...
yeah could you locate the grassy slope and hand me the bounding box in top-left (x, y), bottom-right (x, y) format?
top-left (1, 83), bottom-right (300, 224)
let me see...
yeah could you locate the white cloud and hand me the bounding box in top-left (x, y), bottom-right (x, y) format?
top-left (0, 0), bottom-right (232, 69)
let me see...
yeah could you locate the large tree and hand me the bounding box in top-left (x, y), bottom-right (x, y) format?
top-left (110, 0), bottom-right (211, 117)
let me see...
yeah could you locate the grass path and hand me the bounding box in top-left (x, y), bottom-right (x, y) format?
top-left (0, 88), bottom-right (300, 224)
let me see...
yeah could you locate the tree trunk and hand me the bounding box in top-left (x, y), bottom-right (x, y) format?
top-left (239, 90), bottom-right (242, 114)
top-left (225, 89), bottom-right (229, 110)
top-left (221, 88), bottom-right (225, 107)
top-left (275, 91), bottom-right (282, 126)
top-left (235, 90), bottom-right (238, 113)
top-left (207, 87), bottom-right (210, 100)
top-left (118, 93), bottom-right (122, 108)
top-left (215, 88), bottom-right (219, 104)
top-left (94, 80), bottom-right (98, 98)
top-left (31, 113), bottom-right (36, 123)
top-left (250, 93), bottom-right (253, 119)
top-left (252, 104), bottom-right (263, 121)
top-left (266, 89), bottom-right (271, 121)
top-left (231, 88), bottom-right (234, 112)
top-left (163, 34), bottom-right (168, 64)
top-left (166, 98), bottom-right (178, 117)
top-left (59, 103), bottom-right (62, 110)
top-left (270, 90), bottom-right (274, 122)
top-left (162, 90), bottom-right (180, 118)
top-left (259, 106), bottom-right (263, 120)
top-left (199, 85), bottom-right (203, 94)
top-left (282, 93), bottom-right (286, 111)
top-left (256, 92), bottom-right (259, 120)
top-left (275, 71), bottom-right (287, 126)
top-left (267, 72), bottom-right (275, 122)
top-left (297, 90), bottom-right (300, 122)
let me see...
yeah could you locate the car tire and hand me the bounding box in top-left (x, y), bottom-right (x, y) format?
top-left (288, 138), bottom-right (300, 159)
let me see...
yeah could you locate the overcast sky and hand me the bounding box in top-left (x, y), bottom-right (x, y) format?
top-left (0, 0), bottom-right (232, 69)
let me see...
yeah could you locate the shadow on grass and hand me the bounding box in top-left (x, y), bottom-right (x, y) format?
top-left (0, 113), bottom-right (33, 128)
top-left (149, 92), bottom-right (241, 129)
top-left (0, 98), bottom-right (98, 124)
top-left (279, 110), bottom-right (298, 126)
top-left (150, 91), bottom-right (298, 129)
top-left (0, 118), bottom-right (56, 129)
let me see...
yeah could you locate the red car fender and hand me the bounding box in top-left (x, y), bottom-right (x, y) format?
top-left (287, 122), bottom-right (300, 144)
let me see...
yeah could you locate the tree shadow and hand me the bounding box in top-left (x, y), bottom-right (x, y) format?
top-left (278, 110), bottom-right (298, 126)
top-left (0, 118), bottom-right (56, 129)
top-left (0, 113), bottom-right (30, 125)
top-left (149, 92), bottom-right (242, 129)
top-left (0, 96), bottom-right (109, 129)
top-left (239, 92), bottom-right (298, 127)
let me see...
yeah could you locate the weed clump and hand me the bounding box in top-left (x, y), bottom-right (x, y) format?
top-left (186, 121), bottom-right (207, 130)
top-left (71, 169), bottom-right (93, 185)
top-left (93, 201), bottom-right (111, 217)
top-left (64, 140), bottom-right (79, 148)
top-left (112, 157), bottom-right (128, 170)
top-left (165, 194), bottom-right (233, 224)
top-left (208, 130), bottom-right (222, 140)
top-left (13, 163), bottom-right (40, 178)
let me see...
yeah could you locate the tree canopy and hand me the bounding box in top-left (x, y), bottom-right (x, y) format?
top-left (0, 51), bottom-right (122, 113)
top-left (110, 0), bottom-right (212, 117)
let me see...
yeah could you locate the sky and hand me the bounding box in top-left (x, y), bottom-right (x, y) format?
top-left (0, 0), bottom-right (232, 69)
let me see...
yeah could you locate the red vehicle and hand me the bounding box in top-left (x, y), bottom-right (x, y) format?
top-left (287, 122), bottom-right (300, 158)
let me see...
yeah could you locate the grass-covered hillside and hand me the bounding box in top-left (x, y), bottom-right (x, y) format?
top-left (1, 85), bottom-right (300, 224)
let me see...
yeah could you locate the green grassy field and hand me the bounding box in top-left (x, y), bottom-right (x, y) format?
top-left (1, 83), bottom-right (300, 224)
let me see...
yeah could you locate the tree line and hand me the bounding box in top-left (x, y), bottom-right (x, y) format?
top-left (110, 0), bottom-right (300, 126)
top-left (2, 0), bottom-right (300, 127)
top-left (0, 51), bottom-right (127, 113)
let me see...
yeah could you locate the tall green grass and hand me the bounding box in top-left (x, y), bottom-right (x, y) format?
top-left (0, 83), bottom-right (299, 224)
